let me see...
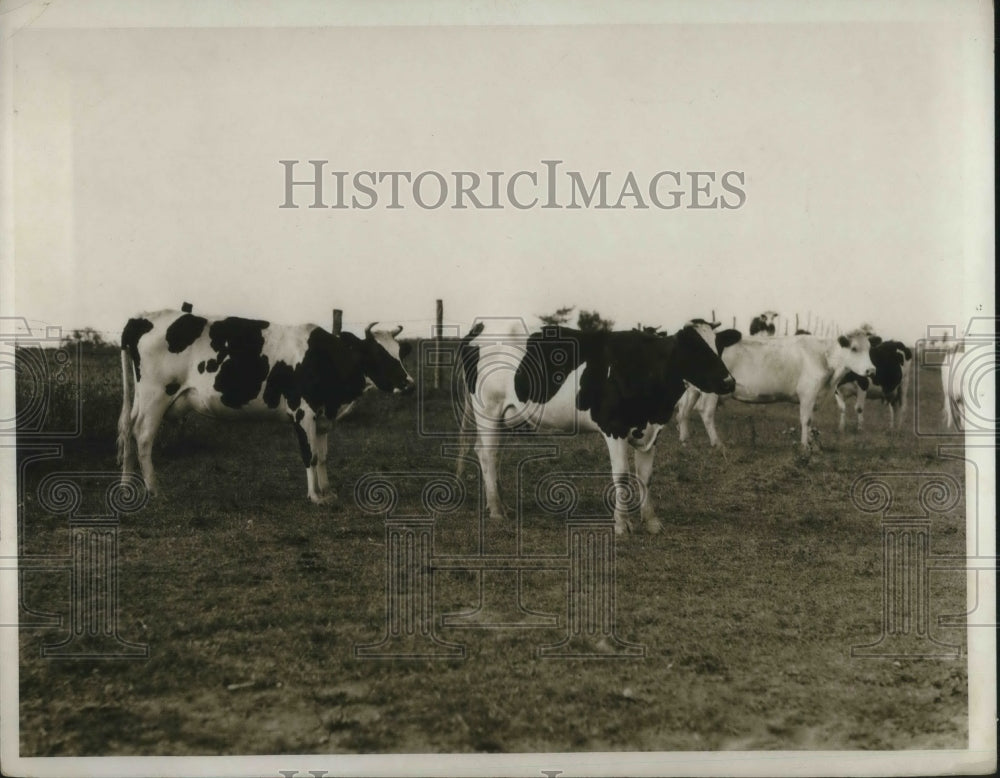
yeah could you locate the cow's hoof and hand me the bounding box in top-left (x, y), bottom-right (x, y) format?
top-left (645, 517), bottom-right (663, 534)
top-left (486, 505), bottom-right (508, 521)
top-left (614, 518), bottom-right (632, 536)
top-left (310, 494), bottom-right (336, 505)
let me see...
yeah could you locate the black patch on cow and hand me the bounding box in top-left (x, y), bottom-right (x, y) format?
top-left (165, 313), bottom-right (208, 353)
top-left (291, 419), bottom-right (312, 466)
top-left (458, 322), bottom-right (485, 393)
top-left (295, 408), bottom-right (305, 423)
top-left (514, 329), bottom-right (583, 405)
top-left (207, 317), bottom-right (271, 408)
top-left (310, 453), bottom-right (318, 467)
top-left (297, 328), bottom-right (369, 419)
top-left (164, 381), bottom-right (181, 395)
top-left (263, 360), bottom-right (302, 410)
top-left (121, 317), bottom-right (154, 381)
top-left (715, 329), bottom-right (742, 354)
top-left (205, 359), bottom-right (219, 373)
top-left (197, 361), bottom-right (206, 373)
top-left (840, 372), bottom-right (870, 392)
top-left (795, 329), bottom-right (811, 335)
top-left (181, 301), bottom-right (193, 313)
top-left (514, 326), bottom-right (732, 440)
top-left (869, 340), bottom-right (910, 399)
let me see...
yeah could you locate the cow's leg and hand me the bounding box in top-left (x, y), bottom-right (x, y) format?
top-left (676, 386), bottom-right (699, 445)
top-left (291, 411), bottom-right (328, 504)
top-left (633, 445), bottom-right (661, 534)
top-left (604, 436), bottom-right (633, 535)
top-left (698, 393), bottom-right (723, 448)
top-left (834, 387), bottom-right (847, 432)
top-left (799, 392), bottom-right (818, 450)
top-left (313, 425), bottom-right (332, 501)
top-left (475, 420), bottom-right (506, 519)
top-left (855, 392), bottom-right (865, 432)
top-left (131, 386), bottom-right (172, 496)
top-left (897, 374), bottom-right (909, 429)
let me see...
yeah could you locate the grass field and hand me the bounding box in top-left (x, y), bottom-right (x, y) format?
top-left (17, 343), bottom-right (970, 755)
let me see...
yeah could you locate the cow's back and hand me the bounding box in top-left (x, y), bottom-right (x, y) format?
top-left (721, 336), bottom-right (817, 401)
top-left (125, 310), bottom-right (324, 418)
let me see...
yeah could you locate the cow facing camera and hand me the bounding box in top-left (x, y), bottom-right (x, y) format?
top-left (914, 318), bottom-right (997, 437)
top-left (416, 319), bottom-right (581, 439)
top-left (1, 323), bottom-right (82, 438)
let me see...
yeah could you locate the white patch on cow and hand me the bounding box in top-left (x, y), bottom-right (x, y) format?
top-left (689, 320), bottom-right (718, 351)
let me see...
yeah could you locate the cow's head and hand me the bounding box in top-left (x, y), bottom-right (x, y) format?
top-left (750, 311), bottom-right (778, 336)
top-left (831, 329), bottom-right (876, 385)
top-left (869, 339), bottom-right (913, 393)
top-left (361, 322), bottom-right (415, 394)
top-left (675, 321), bottom-right (736, 395)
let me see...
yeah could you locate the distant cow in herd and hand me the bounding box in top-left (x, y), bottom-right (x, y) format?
top-left (749, 311), bottom-right (779, 336)
top-left (118, 308), bottom-right (413, 502)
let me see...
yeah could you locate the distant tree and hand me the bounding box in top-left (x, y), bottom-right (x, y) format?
top-left (577, 310), bottom-right (614, 332)
top-left (538, 306), bottom-right (575, 327)
top-left (64, 327), bottom-right (113, 352)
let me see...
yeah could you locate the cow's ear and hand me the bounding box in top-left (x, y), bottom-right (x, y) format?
top-left (716, 329), bottom-right (742, 353)
top-left (869, 335), bottom-right (883, 347)
top-left (838, 335), bottom-right (850, 348)
top-left (902, 346), bottom-right (913, 360)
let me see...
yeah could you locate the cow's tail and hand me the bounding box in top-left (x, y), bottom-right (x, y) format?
top-left (117, 348), bottom-right (135, 469)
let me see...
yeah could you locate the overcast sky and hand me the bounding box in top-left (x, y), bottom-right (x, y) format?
top-left (5, 1), bottom-right (993, 343)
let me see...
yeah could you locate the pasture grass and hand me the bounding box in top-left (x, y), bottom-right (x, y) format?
top-left (17, 345), bottom-right (970, 754)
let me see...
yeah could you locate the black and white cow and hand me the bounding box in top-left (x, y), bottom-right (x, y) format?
top-left (456, 320), bottom-right (736, 535)
top-left (749, 311), bottom-right (779, 336)
top-left (676, 331), bottom-right (877, 450)
top-left (117, 309), bottom-right (414, 502)
top-left (833, 337), bottom-right (913, 431)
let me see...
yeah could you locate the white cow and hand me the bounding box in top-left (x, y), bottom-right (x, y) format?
top-left (676, 331), bottom-right (876, 450)
top-left (938, 338), bottom-right (965, 430)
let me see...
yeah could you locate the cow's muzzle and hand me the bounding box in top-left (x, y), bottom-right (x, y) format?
top-left (396, 379), bottom-right (416, 395)
top-left (719, 375), bottom-right (736, 395)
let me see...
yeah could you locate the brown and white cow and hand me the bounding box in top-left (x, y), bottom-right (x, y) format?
top-left (676, 330), bottom-right (876, 450)
top-left (456, 319), bottom-right (736, 535)
top-left (117, 309), bottom-right (414, 502)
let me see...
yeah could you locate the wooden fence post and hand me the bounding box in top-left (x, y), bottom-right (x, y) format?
top-left (434, 299), bottom-right (443, 390)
